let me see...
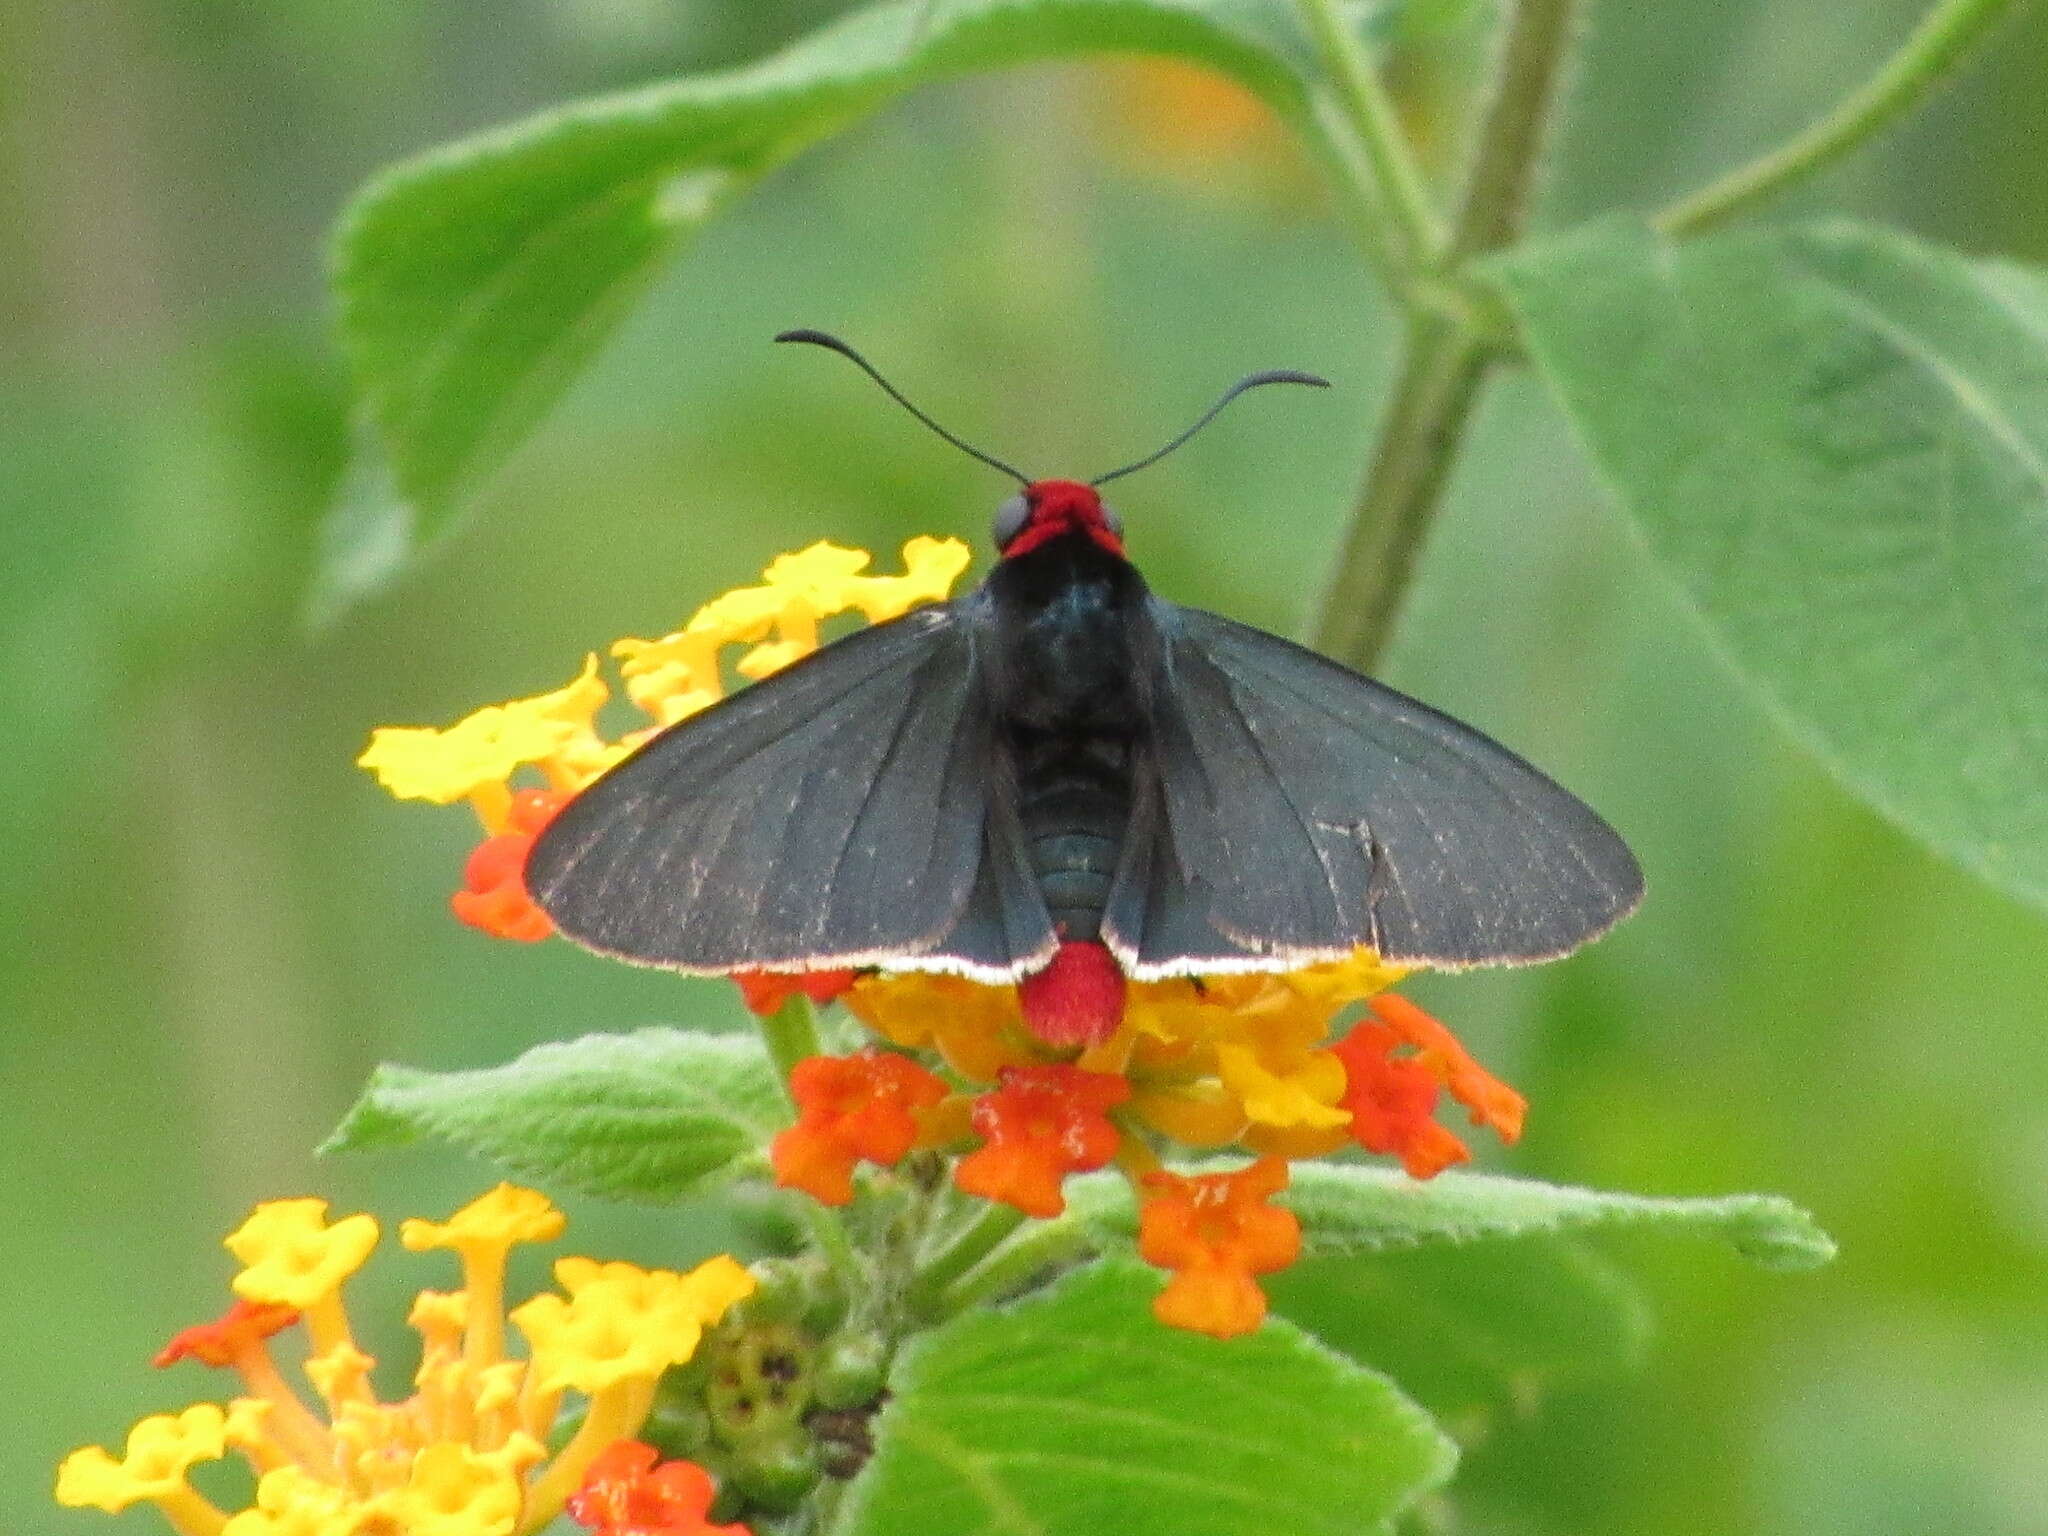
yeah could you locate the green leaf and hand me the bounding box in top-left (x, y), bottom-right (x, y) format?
top-left (1264, 1237), bottom-right (1651, 1425)
top-left (328, 0), bottom-right (1321, 598)
top-left (1065, 1163), bottom-right (1836, 1269)
top-left (321, 1027), bottom-right (785, 1201)
top-left (846, 1259), bottom-right (1457, 1536)
top-left (1491, 218), bottom-right (2048, 914)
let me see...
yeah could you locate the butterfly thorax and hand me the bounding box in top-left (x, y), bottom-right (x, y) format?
top-left (984, 531), bottom-right (1148, 944)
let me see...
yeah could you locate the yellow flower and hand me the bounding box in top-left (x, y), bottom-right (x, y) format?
top-left (844, 971), bottom-right (1041, 1081)
top-left (1215, 1041), bottom-right (1352, 1129)
top-left (513, 1254), bottom-right (754, 1397)
top-left (615, 536), bottom-right (973, 720)
top-left (218, 1467), bottom-right (357, 1536)
top-left (403, 1183), bottom-right (565, 1256)
top-left (62, 1187), bottom-right (753, 1536)
top-left (226, 1199), bottom-right (379, 1361)
top-left (57, 1406), bottom-right (228, 1532)
top-left (1276, 947), bottom-right (1414, 1004)
top-left (404, 1184), bottom-right (567, 1373)
top-left (357, 655), bottom-right (616, 830)
top-left (510, 1254), bottom-right (754, 1527)
top-left (389, 1439), bottom-right (542, 1536)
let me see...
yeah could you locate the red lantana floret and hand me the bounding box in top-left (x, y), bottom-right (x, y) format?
top-left (772, 1050), bottom-right (950, 1205)
top-left (954, 1064), bottom-right (1130, 1218)
top-left (450, 788), bottom-right (571, 942)
top-left (733, 969), bottom-right (860, 1017)
top-left (567, 1440), bottom-right (750, 1536)
top-left (1329, 993), bottom-right (1526, 1179)
top-left (153, 1299), bottom-right (300, 1370)
top-left (1137, 1157), bottom-right (1301, 1339)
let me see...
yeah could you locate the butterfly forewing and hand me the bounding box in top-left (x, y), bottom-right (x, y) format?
top-left (527, 605), bottom-right (1017, 973)
top-left (1104, 601), bottom-right (1644, 974)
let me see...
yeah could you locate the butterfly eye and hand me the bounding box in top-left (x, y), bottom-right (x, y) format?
top-left (1099, 502), bottom-right (1123, 538)
top-left (992, 492), bottom-right (1031, 549)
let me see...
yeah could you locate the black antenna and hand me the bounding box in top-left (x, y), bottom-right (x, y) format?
top-left (775, 329), bottom-right (1031, 485)
top-left (1089, 369), bottom-right (1329, 487)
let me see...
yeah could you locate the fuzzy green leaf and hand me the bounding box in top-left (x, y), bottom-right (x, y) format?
top-left (1065, 1163), bottom-right (1835, 1270)
top-left (1493, 219), bottom-right (2048, 914)
top-left (846, 1258), bottom-right (1457, 1536)
top-left (321, 1028), bottom-right (785, 1201)
top-left (327, 0), bottom-right (1320, 600)
top-left (1265, 1236), bottom-right (1652, 1424)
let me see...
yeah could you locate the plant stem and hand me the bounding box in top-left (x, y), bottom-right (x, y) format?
top-left (905, 1201), bottom-right (1029, 1314)
top-left (758, 994), bottom-right (826, 1095)
top-left (754, 997), bottom-right (866, 1291)
top-left (931, 1212), bottom-right (1100, 1318)
top-left (1657, 0), bottom-right (2025, 237)
top-left (1309, 0), bottom-right (1580, 670)
top-left (1309, 316), bottom-right (1488, 667)
top-left (1292, 0), bottom-right (1447, 274)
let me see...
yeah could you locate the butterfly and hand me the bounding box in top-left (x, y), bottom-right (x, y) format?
top-left (526, 332), bottom-right (1642, 1045)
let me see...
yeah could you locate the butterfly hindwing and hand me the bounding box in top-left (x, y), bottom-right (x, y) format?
top-left (1104, 600), bottom-right (1644, 974)
top-left (527, 602), bottom-right (1047, 975)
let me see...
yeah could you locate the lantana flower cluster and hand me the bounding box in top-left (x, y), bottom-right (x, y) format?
top-left (359, 538), bottom-right (1526, 1340)
top-left (56, 1185), bottom-right (753, 1536)
top-left (358, 537), bottom-right (972, 943)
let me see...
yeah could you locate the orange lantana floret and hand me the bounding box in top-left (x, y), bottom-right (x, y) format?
top-left (1329, 1021), bottom-right (1470, 1179)
top-left (1370, 993), bottom-right (1527, 1142)
top-left (450, 788), bottom-right (570, 942)
top-left (954, 1065), bottom-right (1130, 1219)
top-left (152, 1300), bottom-right (299, 1370)
top-left (566, 1440), bottom-right (750, 1536)
top-left (1138, 1158), bottom-right (1301, 1339)
top-left (1330, 994), bottom-right (1526, 1179)
top-left (733, 970), bottom-right (860, 1018)
top-left (771, 1051), bottom-right (950, 1206)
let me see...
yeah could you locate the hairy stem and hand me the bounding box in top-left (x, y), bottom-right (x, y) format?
top-left (1658, 0), bottom-right (2026, 237)
top-left (1292, 0), bottom-right (1447, 276)
top-left (905, 1201), bottom-right (1029, 1315)
top-left (932, 1212), bottom-right (1101, 1318)
top-left (758, 994), bottom-right (826, 1092)
top-left (1309, 0), bottom-right (1580, 669)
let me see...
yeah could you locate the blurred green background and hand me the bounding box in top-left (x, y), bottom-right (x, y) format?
top-left (9, 1), bottom-right (2048, 1532)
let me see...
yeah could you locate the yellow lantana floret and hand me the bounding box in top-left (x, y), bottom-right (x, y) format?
top-left (219, 1467), bottom-right (358, 1536)
top-left (390, 1438), bottom-right (542, 1536)
top-left (226, 1200), bottom-right (379, 1311)
top-left (57, 1405), bottom-right (227, 1514)
top-left (1215, 1042), bottom-right (1352, 1129)
top-left (512, 1255), bottom-right (754, 1396)
top-left (402, 1183), bottom-right (566, 1256)
top-left (357, 655), bottom-right (617, 826)
top-left (614, 536), bottom-right (972, 722)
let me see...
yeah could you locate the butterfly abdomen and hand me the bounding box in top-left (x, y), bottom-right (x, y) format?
top-left (1016, 746), bottom-right (1130, 942)
top-left (986, 539), bottom-right (1149, 951)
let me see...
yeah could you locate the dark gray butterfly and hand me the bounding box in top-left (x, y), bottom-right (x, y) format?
top-left (526, 335), bottom-right (1642, 1043)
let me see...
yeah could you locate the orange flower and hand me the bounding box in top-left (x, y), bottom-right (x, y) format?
top-left (732, 970), bottom-right (860, 1017)
top-left (1329, 1022), bottom-right (1469, 1178)
top-left (1137, 1158), bottom-right (1300, 1339)
top-left (1329, 995), bottom-right (1525, 1178)
top-left (1371, 993), bottom-right (1527, 1142)
top-left (565, 1440), bottom-right (749, 1536)
top-left (771, 1052), bottom-right (950, 1206)
top-left (152, 1300), bottom-right (299, 1370)
top-left (450, 788), bottom-right (570, 942)
top-left (954, 1065), bottom-right (1130, 1218)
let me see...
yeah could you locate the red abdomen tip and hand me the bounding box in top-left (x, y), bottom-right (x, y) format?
top-left (1018, 941), bottom-right (1127, 1047)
